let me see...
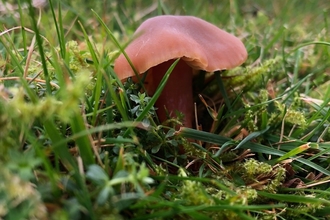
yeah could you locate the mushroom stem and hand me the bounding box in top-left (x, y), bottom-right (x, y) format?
top-left (147, 59), bottom-right (194, 128)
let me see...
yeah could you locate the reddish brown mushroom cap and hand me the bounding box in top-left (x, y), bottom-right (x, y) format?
top-left (114, 15), bottom-right (247, 78)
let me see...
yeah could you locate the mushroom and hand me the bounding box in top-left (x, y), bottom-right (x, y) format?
top-left (114, 15), bottom-right (247, 128)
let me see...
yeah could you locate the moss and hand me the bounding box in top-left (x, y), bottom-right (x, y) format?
top-left (269, 100), bottom-right (307, 129)
top-left (240, 159), bottom-right (286, 193)
top-left (0, 167), bottom-right (47, 219)
top-left (178, 168), bottom-right (213, 206)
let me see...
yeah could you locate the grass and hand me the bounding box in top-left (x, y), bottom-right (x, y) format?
top-left (0, 0), bottom-right (330, 219)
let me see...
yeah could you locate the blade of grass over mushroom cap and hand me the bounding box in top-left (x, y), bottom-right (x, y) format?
top-left (134, 59), bottom-right (180, 123)
top-left (114, 15), bottom-right (247, 128)
top-left (147, 59), bottom-right (194, 127)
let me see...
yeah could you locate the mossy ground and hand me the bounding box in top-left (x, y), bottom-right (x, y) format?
top-left (0, 0), bottom-right (330, 219)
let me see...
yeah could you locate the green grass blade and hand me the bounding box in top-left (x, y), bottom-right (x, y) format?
top-left (103, 70), bottom-right (131, 121)
top-left (27, 1), bottom-right (52, 94)
top-left (70, 114), bottom-right (95, 166)
top-left (26, 132), bottom-right (58, 189)
top-left (17, 0), bottom-right (27, 56)
top-left (264, 26), bottom-right (286, 56)
top-left (135, 59), bottom-right (179, 122)
top-left (91, 64), bottom-right (103, 125)
top-left (43, 119), bottom-right (95, 218)
top-left (258, 191), bottom-right (330, 205)
top-left (0, 34), bottom-right (39, 102)
top-left (52, 121), bottom-right (140, 149)
top-left (215, 71), bottom-right (232, 112)
top-left (178, 127), bottom-right (330, 176)
top-left (48, 0), bottom-right (66, 59)
top-left (78, 21), bottom-right (99, 65)
top-left (0, 33), bottom-right (25, 75)
top-left (43, 119), bottom-right (77, 169)
top-left (275, 143), bottom-right (310, 163)
top-left (77, 21), bottom-right (105, 125)
top-left (91, 9), bottom-right (147, 91)
top-left (232, 126), bottom-right (270, 150)
top-left (290, 41), bottom-right (330, 54)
